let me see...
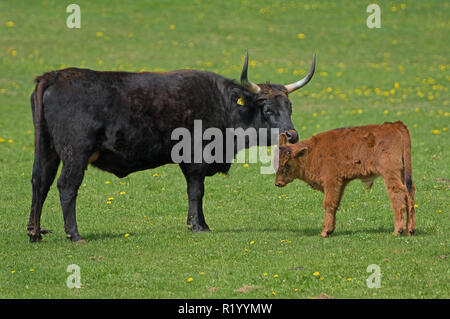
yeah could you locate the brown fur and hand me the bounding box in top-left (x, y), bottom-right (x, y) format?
top-left (275, 121), bottom-right (416, 237)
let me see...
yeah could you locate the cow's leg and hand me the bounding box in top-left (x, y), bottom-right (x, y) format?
top-left (27, 151), bottom-right (60, 242)
top-left (180, 165), bottom-right (209, 232)
top-left (383, 174), bottom-right (408, 236)
top-left (321, 183), bottom-right (344, 237)
top-left (57, 148), bottom-right (90, 243)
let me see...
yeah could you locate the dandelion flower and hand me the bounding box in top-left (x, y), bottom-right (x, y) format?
top-left (243, 164), bottom-right (249, 168)
top-left (7, 21), bottom-right (14, 27)
top-left (273, 274), bottom-right (279, 278)
top-left (297, 33), bottom-right (305, 39)
top-left (313, 272), bottom-right (320, 276)
top-left (187, 277), bottom-right (193, 283)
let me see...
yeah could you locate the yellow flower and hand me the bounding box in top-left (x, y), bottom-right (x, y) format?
top-left (108, 197), bottom-right (114, 201)
top-left (297, 33), bottom-right (305, 39)
top-left (96, 31), bottom-right (103, 37)
top-left (30, 268), bottom-right (35, 272)
top-left (106, 201), bottom-right (112, 204)
top-left (0, 137), bottom-right (5, 143)
top-left (11, 270), bottom-right (16, 274)
top-left (250, 241), bottom-right (255, 245)
top-left (105, 181), bottom-right (111, 184)
top-left (120, 191), bottom-right (125, 195)
top-left (169, 24), bottom-right (176, 30)
top-left (432, 130), bottom-right (440, 134)
top-left (272, 291), bottom-right (276, 295)
top-left (237, 97), bottom-right (245, 105)
top-left (414, 204), bottom-right (419, 208)
top-left (124, 233), bottom-right (129, 237)
top-left (243, 164), bottom-right (249, 168)
top-left (263, 273), bottom-right (268, 277)
top-left (200, 272), bottom-right (205, 275)
top-left (7, 21), bottom-right (14, 27)
top-left (11, 50), bottom-right (17, 57)
top-left (153, 173), bottom-right (158, 177)
top-left (383, 110), bottom-right (389, 115)
top-left (347, 278), bottom-right (352, 281)
top-left (273, 274), bottom-right (279, 278)
top-left (313, 272), bottom-right (320, 276)
top-left (187, 277), bottom-right (193, 283)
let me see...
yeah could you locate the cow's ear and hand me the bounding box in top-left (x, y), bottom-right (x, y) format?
top-left (231, 88), bottom-right (255, 108)
top-left (293, 146), bottom-right (308, 158)
top-left (279, 133), bottom-right (289, 146)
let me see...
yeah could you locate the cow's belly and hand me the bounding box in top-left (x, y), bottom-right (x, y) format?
top-left (90, 148), bottom-right (172, 178)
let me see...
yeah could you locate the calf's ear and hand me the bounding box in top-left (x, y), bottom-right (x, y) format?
top-left (293, 146), bottom-right (308, 158)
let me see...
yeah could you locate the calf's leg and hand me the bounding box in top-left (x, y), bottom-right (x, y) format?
top-left (321, 183), bottom-right (344, 237)
top-left (383, 174), bottom-right (408, 236)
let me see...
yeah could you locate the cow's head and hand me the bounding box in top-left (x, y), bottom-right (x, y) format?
top-left (274, 133), bottom-right (308, 187)
top-left (234, 51), bottom-right (316, 145)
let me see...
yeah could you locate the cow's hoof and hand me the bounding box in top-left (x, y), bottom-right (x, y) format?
top-left (66, 233), bottom-right (84, 243)
top-left (29, 234), bottom-right (42, 243)
top-left (191, 224), bottom-right (210, 233)
top-left (28, 228), bottom-right (51, 243)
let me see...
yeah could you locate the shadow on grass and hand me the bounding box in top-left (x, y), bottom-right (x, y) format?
top-left (214, 225), bottom-right (431, 237)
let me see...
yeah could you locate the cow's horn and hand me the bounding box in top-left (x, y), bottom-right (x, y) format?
top-left (240, 50), bottom-right (261, 94)
top-left (284, 53), bottom-right (316, 93)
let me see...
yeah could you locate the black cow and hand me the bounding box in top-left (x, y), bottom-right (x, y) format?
top-left (28, 51), bottom-right (315, 242)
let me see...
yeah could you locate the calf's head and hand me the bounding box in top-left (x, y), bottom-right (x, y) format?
top-left (233, 51), bottom-right (316, 144)
top-left (275, 135), bottom-right (309, 187)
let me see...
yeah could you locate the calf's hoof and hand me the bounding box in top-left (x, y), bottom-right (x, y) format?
top-left (320, 231), bottom-right (333, 238)
top-left (407, 229), bottom-right (417, 236)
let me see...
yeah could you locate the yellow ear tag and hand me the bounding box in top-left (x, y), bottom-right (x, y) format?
top-left (237, 97), bottom-right (245, 106)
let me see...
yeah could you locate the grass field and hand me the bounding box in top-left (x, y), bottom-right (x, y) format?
top-left (0, 0), bottom-right (448, 299)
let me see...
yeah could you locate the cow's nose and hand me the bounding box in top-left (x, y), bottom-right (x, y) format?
top-left (284, 130), bottom-right (299, 143)
top-left (275, 181), bottom-right (285, 187)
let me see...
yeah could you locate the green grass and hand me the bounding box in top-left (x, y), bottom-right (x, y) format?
top-left (0, 0), bottom-right (448, 298)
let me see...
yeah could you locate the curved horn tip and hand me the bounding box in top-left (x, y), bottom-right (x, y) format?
top-left (284, 53), bottom-right (316, 93)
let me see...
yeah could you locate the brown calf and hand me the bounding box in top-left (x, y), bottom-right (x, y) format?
top-left (275, 121), bottom-right (416, 237)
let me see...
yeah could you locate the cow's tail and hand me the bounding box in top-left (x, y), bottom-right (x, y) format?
top-left (32, 77), bottom-right (48, 157)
